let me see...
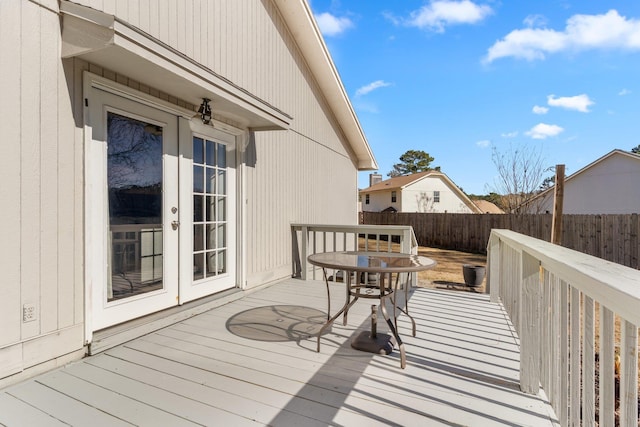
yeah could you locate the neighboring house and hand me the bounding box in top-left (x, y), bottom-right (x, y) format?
top-left (472, 200), bottom-right (505, 214)
top-left (0, 0), bottom-right (376, 385)
top-left (360, 171), bottom-right (482, 213)
top-left (525, 149), bottom-right (640, 214)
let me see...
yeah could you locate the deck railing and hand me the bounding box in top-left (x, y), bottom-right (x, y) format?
top-left (291, 224), bottom-right (418, 281)
top-left (488, 229), bottom-right (639, 427)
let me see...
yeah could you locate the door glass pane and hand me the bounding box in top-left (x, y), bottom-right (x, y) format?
top-left (206, 252), bottom-right (217, 275)
top-left (206, 224), bottom-right (217, 250)
top-left (217, 197), bottom-right (226, 221)
top-left (193, 195), bottom-right (203, 222)
top-left (193, 254), bottom-right (204, 281)
top-left (217, 250), bottom-right (226, 274)
top-left (193, 166), bottom-right (204, 193)
top-left (206, 139), bottom-right (216, 166)
top-left (217, 171), bottom-right (226, 195)
top-left (193, 137), bottom-right (204, 164)
top-left (194, 224), bottom-right (204, 252)
top-left (193, 137), bottom-right (229, 281)
top-left (206, 168), bottom-right (215, 194)
top-left (107, 112), bottom-right (164, 302)
top-left (206, 195), bottom-right (216, 222)
top-left (217, 144), bottom-right (226, 168)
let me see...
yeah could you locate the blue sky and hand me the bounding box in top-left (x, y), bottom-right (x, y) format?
top-left (309, 0), bottom-right (640, 194)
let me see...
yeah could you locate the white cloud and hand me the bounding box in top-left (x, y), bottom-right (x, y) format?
top-left (532, 105), bottom-right (549, 114)
top-left (404, 0), bottom-right (493, 32)
top-left (619, 88), bottom-right (631, 95)
top-left (523, 14), bottom-right (548, 29)
top-left (547, 94), bottom-right (594, 112)
top-left (484, 10), bottom-right (640, 63)
top-left (501, 131), bottom-right (519, 138)
top-left (525, 123), bottom-right (564, 139)
top-left (476, 139), bottom-right (491, 148)
top-left (315, 12), bottom-right (354, 36)
top-left (355, 80), bottom-right (392, 97)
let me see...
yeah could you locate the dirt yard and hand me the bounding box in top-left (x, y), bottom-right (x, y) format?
top-left (357, 237), bottom-right (487, 292)
top-left (414, 246), bottom-right (487, 291)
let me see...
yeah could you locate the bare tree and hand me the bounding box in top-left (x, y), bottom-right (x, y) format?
top-left (487, 144), bottom-right (548, 214)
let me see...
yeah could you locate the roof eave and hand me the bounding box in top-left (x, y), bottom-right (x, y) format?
top-left (273, 0), bottom-right (378, 171)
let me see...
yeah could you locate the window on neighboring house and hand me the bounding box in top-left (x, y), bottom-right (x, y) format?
top-left (433, 191), bottom-right (440, 203)
top-left (391, 191), bottom-right (397, 203)
top-left (365, 194), bottom-right (370, 204)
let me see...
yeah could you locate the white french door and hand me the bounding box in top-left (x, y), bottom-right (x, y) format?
top-left (86, 76), bottom-right (238, 331)
top-left (87, 87), bottom-right (180, 330)
top-left (179, 123), bottom-right (236, 303)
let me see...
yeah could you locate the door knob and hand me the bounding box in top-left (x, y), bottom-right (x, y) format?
top-left (171, 220), bottom-right (180, 230)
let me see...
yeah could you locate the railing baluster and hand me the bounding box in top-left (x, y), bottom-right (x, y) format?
top-left (620, 320), bottom-right (638, 427)
top-left (583, 295), bottom-right (595, 427)
top-left (520, 251), bottom-right (541, 394)
top-left (559, 279), bottom-right (569, 427)
top-left (599, 306), bottom-right (615, 427)
top-left (570, 286), bottom-right (581, 427)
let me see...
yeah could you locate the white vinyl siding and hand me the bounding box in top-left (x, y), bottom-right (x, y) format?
top-left (0, 0), bottom-right (84, 379)
top-left (532, 153), bottom-right (640, 214)
top-left (402, 178), bottom-right (473, 213)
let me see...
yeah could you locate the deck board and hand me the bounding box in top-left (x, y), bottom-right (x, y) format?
top-left (0, 279), bottom-right (558, 426)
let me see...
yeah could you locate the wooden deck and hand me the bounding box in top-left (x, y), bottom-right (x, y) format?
top-left (0, 279), bottom-right (558, 426)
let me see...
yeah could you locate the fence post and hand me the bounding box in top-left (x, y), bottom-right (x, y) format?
top-left (520, 251), bottom-right (541, 394)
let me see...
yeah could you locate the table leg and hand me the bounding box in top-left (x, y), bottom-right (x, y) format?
top-left (317, 269), bottom-right (359, 353)
top-left (321, 268), bottom-right (330, 321)
top-left (343, 271), bottom-right (351, 326)
top-left (390, 272), bottom-right (417, 338)
top-left (404, 273), bottom-right (417, 337)
top-left (379, 289), bottom-right (406, 369)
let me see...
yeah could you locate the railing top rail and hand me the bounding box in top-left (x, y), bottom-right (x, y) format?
top-left (490, 228), bottom-right (640, 325)
top-left (291, 223), bottom-right (414, 233)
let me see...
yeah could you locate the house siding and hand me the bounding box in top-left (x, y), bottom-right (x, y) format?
top-left (1, 0), bottom-right (361, 383)
top-left (0, 0), bottom-right (85, 380)
top-left (533, 153), bottom-right (640, 214)
top-left (69, 0), bottom-right (358, 286)
top-left (402, 178), bottom-right (474, 213)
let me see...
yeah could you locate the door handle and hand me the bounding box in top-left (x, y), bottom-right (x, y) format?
top-left (171, 220), bottom-right (180, 230)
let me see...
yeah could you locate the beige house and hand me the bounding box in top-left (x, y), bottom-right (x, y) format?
top-left (472, 200), bottom-right (505, 214)
top-left (360, 171), bottom-right (482, 213)
top-left (525, 149), bottom-right (640, 214)
top-left (0, 0), bottom-right (376, 385)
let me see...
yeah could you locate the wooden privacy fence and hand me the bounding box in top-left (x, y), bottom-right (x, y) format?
top-left (360, 212), bottom-right (640, 269)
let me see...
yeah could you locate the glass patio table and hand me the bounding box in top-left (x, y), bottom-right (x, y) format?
top-left (308, 251), bottom-right (437, 368)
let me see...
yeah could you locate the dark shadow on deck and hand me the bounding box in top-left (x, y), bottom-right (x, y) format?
top-left (226, 305), bottom-right (329, 343)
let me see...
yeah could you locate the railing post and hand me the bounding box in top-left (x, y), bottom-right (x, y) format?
top-left (488, 234), bottom-right (501, 303)
top-left (401, 228), bottom-right (411, 254)
top-left (520, 251), bottom-right (541, 394)
top-left (401, 227), bottom-right (417, 286)
top-left (301, 225), bottom-right (308, 281)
